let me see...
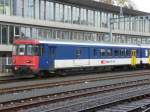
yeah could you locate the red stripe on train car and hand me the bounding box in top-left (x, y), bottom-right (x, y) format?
top-left (14, 39), bottom-right (40, 45)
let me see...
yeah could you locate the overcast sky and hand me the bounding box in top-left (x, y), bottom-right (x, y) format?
top-left (132, 0), bottom-right (150, 12)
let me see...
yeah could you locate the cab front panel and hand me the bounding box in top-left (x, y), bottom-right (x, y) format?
top-left (12, 55), bottom-right (39, 74)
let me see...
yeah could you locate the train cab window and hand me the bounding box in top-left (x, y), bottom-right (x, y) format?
top-left (106, 49), bottom-right (112, 57)
top-left (26, 45), bottom-right (39, 56)
top-left (76, 48), bottom-right (81, 59)
top-left (14, 44), bottom-right (43, 56)
top-left (114, 49), bottom-right (120, 57)
top-left (16, 45), bottom-right (26, 55)
top-left (100, 49), bottom-right (106, 57)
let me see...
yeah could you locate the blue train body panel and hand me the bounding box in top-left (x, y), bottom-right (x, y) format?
top-left (36, 41), bottom-right (150, 71)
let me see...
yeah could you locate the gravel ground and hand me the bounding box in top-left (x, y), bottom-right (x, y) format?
top-left (23, 84), bottom-right (150, 112)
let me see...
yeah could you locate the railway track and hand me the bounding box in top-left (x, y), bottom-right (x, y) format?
top-left (0, 71), bottom-right (150, 111)
top-left (0, 70), bottom-right (150, 94)
top-left (96, 96), bottom-right (150, 112)
top-left (0, 77), bottom-right (33, 84)
top-left (0, 70), bottom-right (149, 85)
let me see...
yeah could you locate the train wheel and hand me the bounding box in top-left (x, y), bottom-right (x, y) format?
top-left (39, 71), bottom-right (45, 79)
top-left (56, 70), bottom-right (67, 76)
top-left (33, 71), bottom-right (44, 79)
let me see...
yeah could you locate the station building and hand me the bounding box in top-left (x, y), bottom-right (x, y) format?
top-left (0, 0), bottom-right (150, 72)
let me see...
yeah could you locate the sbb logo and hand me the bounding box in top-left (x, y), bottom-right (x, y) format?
top-left (101, 60), bottom-right (106, 64)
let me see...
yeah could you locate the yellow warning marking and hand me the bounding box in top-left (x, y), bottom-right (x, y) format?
top-left (131, 50), bottom-right (136, 66)
top-left (148, 50), bottom-right (150, 64)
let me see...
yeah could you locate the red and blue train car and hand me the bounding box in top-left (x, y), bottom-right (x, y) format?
top-left (12, 39), bottom-right (150, 76)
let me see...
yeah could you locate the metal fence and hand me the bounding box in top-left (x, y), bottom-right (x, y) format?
top-left (0, 57), bottom-right (12, 73)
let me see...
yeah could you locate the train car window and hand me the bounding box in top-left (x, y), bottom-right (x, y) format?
top-left (124, 49), bottom-right (127, 56)
top-left (148, 50), bottom-right (150, 56)
top-left (107, 49), bottom-right (112, 57)
top-left (145, 50), bottom-right (148, 57)
top-left (120, 49), bottom-right (125, 57)
top-left (136, 49), bottom-right (139, 57)
top-left (126, 49), bottom-right (131, 57)
top-left (93, 48), bottom-right (97, 57)
top-left (114, 49), bottom-right (120, 57)
top-left (100, 49), bottom-right (106, 57)
top-left (76, 48), bottom-right (81, 59)
top-left (38, 45), bottom-right (44, 56)
top-left (49, 47), bottom-right (55, 57)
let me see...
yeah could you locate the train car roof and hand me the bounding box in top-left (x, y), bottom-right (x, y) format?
top-left (39, 40), bottom-right (142, 48)
top-left (14, 39), bottom-right (150, 48)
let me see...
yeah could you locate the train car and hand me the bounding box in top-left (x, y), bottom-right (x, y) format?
top-left (12, 39), bottom-right (150, 76)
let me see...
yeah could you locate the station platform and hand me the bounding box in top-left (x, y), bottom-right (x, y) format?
top-left (0, 73), bottom-right (13, 77)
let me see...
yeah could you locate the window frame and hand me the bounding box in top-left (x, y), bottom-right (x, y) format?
top-left (106, 48), bottom-right (113, 57)
top-left (100, 48), bottom-right (106, 58)
top-left (114, 48), bottom-right (120, 57)
top-left (76, 48), bottom-right (82, 59)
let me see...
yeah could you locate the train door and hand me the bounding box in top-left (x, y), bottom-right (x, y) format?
top-left (148, 50), bottom-right (150, 64)
top-left (48, 46), bottom-right (55, 70)
top-left (39, 45), bottom-right (49, 70)
top-left (131, 49), bottom-right (136, 66)
top-left (74, 47), bottom-right (90, 66)
top-left (39, 45), bottom-right (55, 70)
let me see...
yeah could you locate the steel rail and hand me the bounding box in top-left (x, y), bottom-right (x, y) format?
top-left (143, 107), bottom-right (150, 112)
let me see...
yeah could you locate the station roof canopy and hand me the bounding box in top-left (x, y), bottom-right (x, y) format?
top-left (56, 0), bottom-right (150, 16)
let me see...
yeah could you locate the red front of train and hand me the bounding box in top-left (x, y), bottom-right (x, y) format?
top-left (12, 40), bottom-right (40, 74)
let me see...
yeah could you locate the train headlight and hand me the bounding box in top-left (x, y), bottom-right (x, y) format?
top-left (14, 66), bottom-right (18, 70)
top-left (26, 60), bottom-right (32, 63)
